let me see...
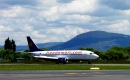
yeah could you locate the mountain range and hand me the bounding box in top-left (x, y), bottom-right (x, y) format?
top-left (1, 31), bottom-right (130, 51)
top-left (48, 31), bottom-right (130, 51)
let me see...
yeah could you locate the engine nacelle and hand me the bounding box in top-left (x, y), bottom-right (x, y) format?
top-left (57, 58), bottom-right (67, 64)
top-left (58, 58), bottom-right (66, 62)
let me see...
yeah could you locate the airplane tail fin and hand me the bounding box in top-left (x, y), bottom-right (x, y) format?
top-left (26, 36), bottom-right (43, 52)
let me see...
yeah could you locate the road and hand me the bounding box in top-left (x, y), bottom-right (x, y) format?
top-left (0, 70), bottom-right (130, 80)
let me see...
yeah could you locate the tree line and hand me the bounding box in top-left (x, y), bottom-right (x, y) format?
top-left (80, 46), bottom-right (130, 61)
top-left (0, 37), bottom-right (32, 62)
top-left (0, 37), bottom-right (130, 63)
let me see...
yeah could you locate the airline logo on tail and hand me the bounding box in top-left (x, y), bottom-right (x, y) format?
top-left (29, 41), bottom-right (33, 48)
top-left (27, 36), bottom-right (43, 52)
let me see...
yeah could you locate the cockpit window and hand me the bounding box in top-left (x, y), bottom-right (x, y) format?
top-left (90, 53), bottom-right (93, 54)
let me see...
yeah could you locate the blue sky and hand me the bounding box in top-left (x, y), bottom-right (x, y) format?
top-left (0, 0), bottom-right (130, 45)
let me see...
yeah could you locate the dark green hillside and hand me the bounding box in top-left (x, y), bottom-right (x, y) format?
top-left (49, 31), bottom-right (130, 51)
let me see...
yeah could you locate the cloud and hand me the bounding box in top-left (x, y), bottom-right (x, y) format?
top-left (57, 0), bottom-right (72, 3)
top-left (0, 6), bottom-right (27, 18)
top-left (121, 10), bottom-right (130, 16)
top-left (0, 0), bottom-right (130, 45)
top-left (43, 26), bottom-right (89, 42)
top-left (62, 14), bottom-right (92, 24)
top-left (0, 25), bottom-right (13, 31)
top-left (0, 0), bottom-right (37, 7)
top-left (39, 0), bottom-right (98, 22)
top-left (98, 20), bottom-right (130, 34)
top-left (100, 0), bottom-right (130, 10)
top-left (58, 0), bottom-right (98, 14)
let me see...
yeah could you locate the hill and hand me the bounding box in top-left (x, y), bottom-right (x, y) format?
top-left (48, 31), bottom-right (130, 51)
top-left (1, 31), bottom-right (130, 51)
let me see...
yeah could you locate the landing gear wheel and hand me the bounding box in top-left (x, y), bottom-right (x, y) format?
top-left (88, 61), bottom-right (91, 64)
top-left (56, 61), bottom-right (59, 64)
top-left (63, 61), bottom-right (67, 64)
top-left (88, 60), bottom-right (92, 64)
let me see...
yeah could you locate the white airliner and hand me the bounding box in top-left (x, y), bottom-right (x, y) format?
top-left (26, 36), bottom-right (99, 64)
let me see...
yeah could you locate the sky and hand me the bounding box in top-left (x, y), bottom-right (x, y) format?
top-left (0, 0), bottom-right (130, 45)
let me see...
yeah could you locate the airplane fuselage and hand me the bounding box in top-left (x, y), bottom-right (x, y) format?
top-left (29, 50), bottom-right (98, 60)
top-left (26, 36), bottom-right (99, 64)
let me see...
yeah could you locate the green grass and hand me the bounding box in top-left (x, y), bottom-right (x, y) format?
top-left (0, 64), bottom-right (130, 70)
top-left (98, 65), bottom-right (130, 70)
top-left (0, 64), bottom-right (91, 70)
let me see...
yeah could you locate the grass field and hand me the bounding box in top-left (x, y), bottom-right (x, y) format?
top-left (0, 64), bottom-right (130, 70)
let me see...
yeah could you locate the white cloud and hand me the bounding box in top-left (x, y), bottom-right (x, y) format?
top-left (121, 10), bottom-right (130, 16)
top-left (100, 20), bottom-right (130, 34)
top-left (40, 0), bottom-right (98, 22)
top-left (0, 25), bottom-right (13, 31)
top-left (40, 6), bottom-right (60, 22)
top-left (38, 0), bottom-right (57, 7)
top-left (62, 14), bottom-right (92, 24)
top-left (100, 0), bottom-right (130, 10)
top-left (0, 25), bottom-right (14, 45)
top-left (0, 0), bottom-right (130, 46)
top-left (44, 26), bottom-right (89, 41)
top-left (0, 6), bottom-right (27, 18)
top-left (59, 0), bottom-right (98, 14)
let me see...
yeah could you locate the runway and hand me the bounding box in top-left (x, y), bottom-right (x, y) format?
top-left (0, 70), bottom-right (130, 80)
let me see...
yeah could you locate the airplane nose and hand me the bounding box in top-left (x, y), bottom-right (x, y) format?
top-left (96, 54), bottom-right (99, 58)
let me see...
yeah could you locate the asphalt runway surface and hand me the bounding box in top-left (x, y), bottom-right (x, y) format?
top-left (0, 70), bottom-right (130, 80)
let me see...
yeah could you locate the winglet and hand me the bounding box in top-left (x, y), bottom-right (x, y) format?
top-left (26, 36), bottom-right (43, 52)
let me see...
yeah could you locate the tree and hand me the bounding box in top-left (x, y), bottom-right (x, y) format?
top-left (0, 48), bottom-right (6, 60)
top-left (105, 49), bottom-right (127, 61)
top-left (98, 52), bottom-right (106, 60)
top-left (24, 49), bottom-right (30, 52)
top-left (94, 50), bottom-right (101, 55)
top-left (12, 39), bottom-right (16, 52)
top-left (79, 47), bottom-right (94, 51)
top-left (4, 37), bottom-right (16, 52)
top-left (85, 47), bottom-right (94, 51)
top-left (79, 47), bottom-right (85, 50)
top-left (4, 37), bottom-right (12, 50)
top-left (41, 48), bottom-right (49, 51)
top-left (124, 46), bottom-right (130, 54)
top-left (111, 46), bottom-right (124, 51)
top-left (0, 49), bottom-right (15, 62)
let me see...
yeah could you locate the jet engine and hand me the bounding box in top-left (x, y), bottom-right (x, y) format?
top-left (56, 58), bottom-right (67, 64)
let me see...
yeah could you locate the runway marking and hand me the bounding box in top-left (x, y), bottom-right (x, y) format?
top-left (64, 72), bottom-right (105, 75)
top-left (65, 73), bottom-right (78, 75)
top-left (65, 72), bottom-right (87, 75)
top-left (92, 72), bottom-right (105, 74)
top-left (81, 73), bottom-right (86, 74)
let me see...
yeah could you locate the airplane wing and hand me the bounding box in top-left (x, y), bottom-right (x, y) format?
top-left (34, 56), bottom-right (58, 59)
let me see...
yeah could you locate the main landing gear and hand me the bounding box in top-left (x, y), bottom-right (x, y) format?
top-left (88, 60), bottom-right (92, 64)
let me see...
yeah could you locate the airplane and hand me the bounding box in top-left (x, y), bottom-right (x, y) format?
top-left (26, 36), bottom-right (99, 64)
